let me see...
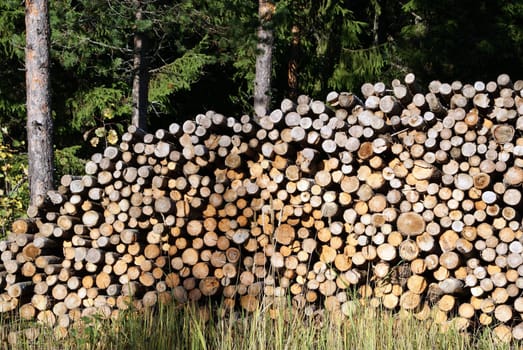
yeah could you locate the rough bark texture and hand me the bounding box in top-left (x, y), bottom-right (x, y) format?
top-left (287, 25), bottom-right (300, 100)
top-left (371, 0), bottom-right (380, 46)
top-left (25, 0), bottom-right (54, 206)
top-left (254, 0), bottom-right (274, 118)
top-left (131, 0), bottom-right (149, 131)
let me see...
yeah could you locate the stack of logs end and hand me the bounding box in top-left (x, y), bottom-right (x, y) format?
top-left (1, 72), bottom-right (523, 344)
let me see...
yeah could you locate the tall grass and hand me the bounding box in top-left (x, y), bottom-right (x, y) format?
top-left (0, 296), bottom-right (516, 350)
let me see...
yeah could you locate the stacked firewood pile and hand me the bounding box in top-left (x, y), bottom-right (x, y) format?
top-left (1, 73), bottom-right (523, 342)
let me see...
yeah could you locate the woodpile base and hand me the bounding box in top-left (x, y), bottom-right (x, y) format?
top-left (1, 72), bottom-right (523, 343)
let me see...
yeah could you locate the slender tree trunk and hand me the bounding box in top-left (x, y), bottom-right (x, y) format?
top-left (254, 0), bottom-right (274, 118)
top-left (371, 0), bottom-right (381, 46)
top-left (131, 0), bottom-right (148, 131)
top-left (287, 25), bottom-right (300, 100)
top-left (25, 0), bottom-right (54, 206)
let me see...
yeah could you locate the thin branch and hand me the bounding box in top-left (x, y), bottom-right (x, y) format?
top-left (8, 175), bottom-right (28, 197)
top-left (341, 41), bottom-right (390, 53)
top-left (80, 37), bottom-right (132, 53)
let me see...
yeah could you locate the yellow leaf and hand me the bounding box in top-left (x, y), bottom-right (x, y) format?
top-left (107, 130), bottom-right (118, 145)
top-left (90, 137), bottom-right (100, 147)
top-left (102, 108), bottom-right (115, 120)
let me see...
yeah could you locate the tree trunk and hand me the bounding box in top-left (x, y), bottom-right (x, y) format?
top-left (371, 0), bottom-right (381, 46)
top-left (287, 25), bottom-right (300, 100)
top-left (25, 0), bottom-right (54, 206)
top-left (254, 0), bottom-right (274, 118)
top-left (131, 0), bottom-right (148, 131)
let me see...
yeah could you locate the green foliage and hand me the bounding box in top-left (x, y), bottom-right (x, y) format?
top-left (50, 0), bottom-right (131, 76)
top-left (0, 1), bottom-right (27, 136)
top-left (67, 85), bottom-right (131, 131)
top-left (0, 98), bottom-right (25, 122)
top-left (48, 0), bottom-right (136, 142)
top-left (0, 0), bottom-right (24, 59)
top-left (498, 2), bottom-right (523, 67)
top-left (54, 146), bottom-right (87, 178)
top-left (327, 3), bottom-right (390, 91)
top-left (149, 50), bottom-right (216, 112)
top-left (272, 0), bottom-right (385, 96)
top-left (0, 128), bottom-right (28, 238)
top-left (396, 0), bottom-right (523, 83)
top-left (330, 43), bottom-right (392, 91)
top-left (63, 84), bottom-right (128, 150)
top-left (190, 0), bottom-right (258, 111)
top-left (501, 3), bottom-right (523, 44)
top-left (230, 49), bottom-right (257, 109)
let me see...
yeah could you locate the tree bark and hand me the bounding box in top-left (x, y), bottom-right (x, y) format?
top-left (287, 25), bottom-right (300, 100)
top-left (25, 0), bottom-right (54, 206)
top-left (131, 0), bottom-right (149, 131)
top-left (254, 0), bottom-right (274, 118)
top-left (371, 0), bottom-right (380, 46)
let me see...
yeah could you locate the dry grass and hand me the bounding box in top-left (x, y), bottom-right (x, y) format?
top-left (0, 295), bottom-right (516, 350)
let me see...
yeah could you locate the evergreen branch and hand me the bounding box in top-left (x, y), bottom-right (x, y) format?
top-left (80, 37), bottom-right (132, 53)
top-left (341, 42), bottom-right (390, 53)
